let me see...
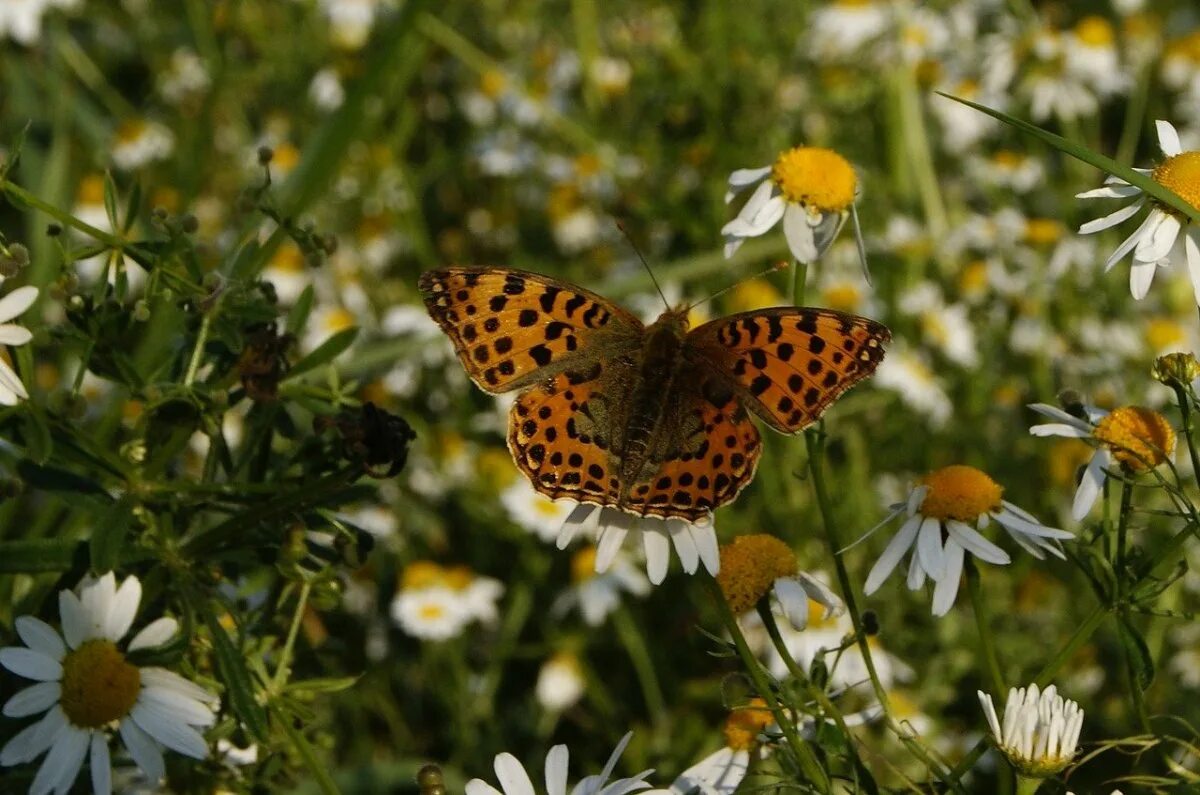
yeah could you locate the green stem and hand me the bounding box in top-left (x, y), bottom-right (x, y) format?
top-left (281, 717), bottom-right (341, 795)
top-left (1115, 482), bottom-right (1134, 599)
top-left (791, 260), bottom-right (808, 306)
top-left (965, 559), bottom-right (1005, 697)
top-left (270, 582), bottom-right (312, 695)
top-left (897, 67), bottom-right (947, 242)
top-left (703, 576), bottom-right (831, 793)
top-left (1174, 385), bottom-right (1200, 485)
top-left (1115, 63), bottom-right (1152, 167)
top-left (612, 603), bottom-right (668, 726)
top-left (183, 307), bottom-right (215, 387)
top-left (1014, 774), bottom-right (1043, 795)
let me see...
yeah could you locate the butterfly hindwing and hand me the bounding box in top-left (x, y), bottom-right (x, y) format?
top-left (686, 307), bottom-right (890, 434)
top-left (419, 267), bottom-right (642, 393)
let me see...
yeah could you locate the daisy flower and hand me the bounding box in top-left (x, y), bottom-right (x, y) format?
top-left (501, 478), bottom-right (577, 543)
top-left (667, 700), bottom-right (773, 795)
top-left (716, 534), bottom-right (844, 631)
top-left (556, 504), bottom-right (719, 585)
top-left (0, 284), bottom-right (38, 405)
top-left (978, 683), bottom-right (1083, 778)
top-left (552, 545), bottom-right (650, 627)
top-left (0, 572), bottom-right (218, 794)
top-left (466, 732), bottom-right (654, 795)
top-left (721, 146), bottom-right (858, 267)
top-left (1077, 121), bottom-right (1200, 305)
top-left (110, 120), bottom-right (175, 171)
top-left (862, 465), bottom-right (1074, 616)
top-left (388, 561), bottom-right (504, 640)
top-left (536, 652), bottom-right (586, 713)
top-left (1029, 402), bottom-right (1175, 521)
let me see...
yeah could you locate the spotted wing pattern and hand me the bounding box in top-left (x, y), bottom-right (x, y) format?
top-left (419, 267), bottom-right (642, 393)
top-left (687, 308), bottom-right (890, 434)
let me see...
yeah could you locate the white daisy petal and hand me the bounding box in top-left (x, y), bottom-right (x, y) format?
top-left (724, 166), bottom-right (771, 202)
top-left (139, 687), bottom-right (216, 727)
top-left (1104, 211), bottom-right (1159, 272)
top-left (864, 513), bottom-right (921, 594)
top-left (15, 617), bottom-right (66, 662)
top-left (691, 519), bottom-right (720, 576)
top-left (1129, 258), bottom-right (1157, 300)
top-left (2, 709), bottom-right (60, 765)
top-left (545, 745), bottom-right (570, 795)
top-left (0, 359), bottom-right (27, 403)
top-left (556, 503), bottom-right (598, 550)
top-left (466, 783), bottom-right (505, 795)
top-left (0, 325), bottom-right (32, 346)
top-left (30, 725), bottom-right (88, 795)
top-left (916, 516), bottom-right (946, 580)
top-left (129, 700), bottom-right (210, 760)
top-left (932, 540), bottom-right (965, 616)
top-left (128, 618), bottom-right (179, 652)
top-left (1076, 185), bottom-right (1142, 200)
top-left (721, 180), bottom-right (775, 235)
top-left (3, 681), bottom-right (61, 718)
top-left (1072, 449), bottom-right (1110, 521)
top-left (642, 526), bottom-right (671, 585)
top-left (0, 648), bottom-right (63, 682)
top-left (773, 577), bottom-right (810, 630)
top-left (742, 195), bottom-right (786, 236)
top-left (139, 667), bottom-right (219, 705)
top-left (994, 508), bottom-right (1074, 540)
top-left (58, 590), bottom-right (87, 649)
top-left (90, 733), bottom-right (112, 795)
top-left (594, 518), bottom-right (630, 574)
top-left (797, 571), bottom-right (844, 617)
top-left (1077, 198), bottom-right (1144, 233)
top-left (666, 518), bottom-right (699, 574)
top-left (1029, 423), bottom-right (1091, 438)
top-left (945, 520), bottom-right (1010, 565)
top-left (105, 575), bottom-right (143, 642)
top-left (119, 718), bottom-right (165, 782)
top-left (1134, 211), bottom-right (1181, 263)
top-left (0, 286), bottom-right (38, 324)
top-left (494, 752), bottom-right (536, 795)
top-left (1157, 120), bottom-right (1183, 157)
top-left (906, 549), bottom-right (926, 590)
top-left (783, 204), bottom-right (819, 263)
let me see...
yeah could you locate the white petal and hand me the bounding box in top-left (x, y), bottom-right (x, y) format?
top-left (596, 732), bottom-right (634, 791)
top-left (1027, 403), bottom-right (1092, 430)
top-left (906, 550), bottom-right (926, 590)
top-left (741, 195), bottom-right (786, 236)
top-left (1134, 210), bottom-right (1180, 263)
top-left (1029, 423), bottom-right (1091, 438)
top-left (1072, 450), bottom-right (1109, 521)
top-left (557, 503), bottom-right (597, 549)
top-left (0, 286), bottom-right (38, 324)
top-left (119, 718), bottom-right (164, 782)
top-left (642, 526), bottom-right (671, 585)
top-left (978, 691), bottom-right (1002, 740)
top-left (666, 518), bottom-right (699, 574)
top-left (139, 686), bottom-right (216, 727)
top-left (723, 236), bottom-right (746, 259)
top-left (1077, 199), bottom-right (1144, 233)
top-left (1185, 228), bottom-right (1200, 308)
top-left (0, 648), bottom-right (62, 681)
top-left (690, 519), bottom-right (720, 576)
top-left (773, 578), bottom-right (810, 630)
top-left (720, 180), bottom-right (774, 235)
top-left (1076, 185), bottom-right (1142, 200)
top-left (545, 745), bottom-right (570, 795)
top-left (995, 507), bottom-right (1075, 539)
top-left (906, 485), bottom-right (929, 516)
top-left (797, 571), bottom-right (844, 616)
top-left (495, 752), bottom-right (536, 795)
top-left (0, 325), bottom-right (33, 346)
top-left (594, 519), bottom-right (630, 574)
top-left (30, 725), bottom-right (87, 795)
top-left (1, 708), bottom-right (61, 765)
top-left (130, 700), bottom-right (209, 759)
top-left (931, 540), bottom-right (965, 616)
top-left (1104, 211), bottom-right (1159, 272)
top-left (1157, 120), bottom-right (1183, 157)
top-left (90, 733), bottom-right (112, 795)
top-left (864, 514), bottom-right (921, 594)
top-left (105, 576), bottom-right (142, 642)
top-left (945, 520), bottom-right (1010, 565)
top-left (467, 783), bottom-right (505, 795)
top-left (724, 166), bottom-right (771, 202)
top-left (128, 618), bottom-right (179, 651)
top-left (139, 667), bottom-right (219, 705)
top-left (3, 681), bottom-right (61, 718)
top-left (15, 617), bottom-right (66, 662)
top-left (916, 516), bottom-right (946, 580)
top-left (783, 204), bottom-right (819, 263)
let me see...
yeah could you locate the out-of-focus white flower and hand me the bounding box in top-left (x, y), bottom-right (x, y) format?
top-left (1063, 16), bottom-right (1129, 97)
top-left (553, 545), bottom-right (650, 626)
top-left (158, 48), bottom-right (211, 103)
top-left (536, 653), bottom-right (586, 713)
top-left (873, 346), bottom-right (953, 427)
top-left (309, 67), bottom-right (346, 110)
top-left (501, 478), bottom-right (577, 543)
top-left (320, 0), bottom-right (381, 49)
top-left (389, 561), bottom-right (504, 641)
top-left (111, 120), bottom-right (175, 171)
top-left (0, 285), bottom-right (38, 405)
top-left (805, 0), bottom-right (890, 61)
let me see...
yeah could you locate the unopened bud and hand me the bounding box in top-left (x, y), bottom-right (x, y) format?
top-left (257, 145), bottom-right (274, 165)
top-left (1152, 352), bottom-right (1200, 390)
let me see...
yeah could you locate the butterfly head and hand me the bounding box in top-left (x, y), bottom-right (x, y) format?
top-left (648, 305), bottom-right (692, 337)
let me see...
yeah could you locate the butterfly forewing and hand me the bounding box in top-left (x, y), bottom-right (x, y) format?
top-left (686, 307), bottom-right (891, 434)
top-left (419, 267), bottom-right (642, 393)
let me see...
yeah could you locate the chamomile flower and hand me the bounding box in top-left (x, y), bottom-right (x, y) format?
top-left (0, 573), bottom-right (218, 794)
top-left (0, 285), bottom-right (39, 406)
top-left (722, 146), bottom-right (858, 267)
top-left (873, 346), bottom-right (953, 428)
top-left (536, 653), bottom-right (586, 713)
top-left (110, 120), bottom-right (175, 171)
top-left (389, 562), bottom-right (504, 640)
top-left (501, 478), bottom-right (577, 542)
top-left (716, 534), bottom-right (844, 631)
top-left (862, 466), bottom-right (1074, 616)
top-left (978, 683), bottom-right (1083, 778)
top-left (1077, 121), bottom-right (1200, 305)
top-left (466, 732), bottom-right (653, 795)
top-left (556, 505), bottom-right (720, 585)
top-left (1029, 402), bottom-right (1175, 521)
top-left (668, 701), bottom-right (773, 795)
top-left (553, 545), bottom-right (650, 627)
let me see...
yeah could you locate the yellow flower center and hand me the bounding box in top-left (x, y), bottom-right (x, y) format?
top-left (60, 640), bottom-right (141, 729)
top-left (402, 561), bottom-right (446, 590)
top-left (1152, 152), bottom-right (1200, 213)
top-left (716, 534), bottom-right (797, 614)
top-left (1046, 439), bottom-right (1094, 490)
top-left (116, 120), bottom-right (148, 145)
top-left (1023, 218), bottom-right (1063, 246)
top-left (1074, 16), bottom-right (1115, 47)
top-left (441, 565), bottom-right (474, 590)
top-left (1092, 406), bottom-right (1175, 471)
top-left (991, 150), bottom-right (1022, 168)
top-left (418, 603), bottom-right (448, 621)
top-left (959, 260), bottom-right (989, 295)
top-left (77, 174), bottom-right (107, 206)
top-left (822, 283), bottom-right (862, 313)
top-left (771, 147), bottom-right (857, 212)
top-left (571, 546), bottom-right (599, 582)
top-left (272, 143), bottom-right (300, 172)
top-left (918, 465), bottom-right (1003, 522)
top-left (480, 69), bottom-right (508, 99)
top-left (1146, 317), bottom-right (1186, 351)
top-left (722, 698), bottom-right (773, 751)
top-left (727, 281), bottom-right (782, 313)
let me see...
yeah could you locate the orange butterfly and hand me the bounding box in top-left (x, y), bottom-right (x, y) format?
top-left (419, 267), bottom-right (890, 583)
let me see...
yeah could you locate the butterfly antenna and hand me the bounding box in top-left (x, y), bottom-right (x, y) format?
top-left (616, 220), bottom-right (671, 309)
top-left (685, 261), bottom-right (792, 313)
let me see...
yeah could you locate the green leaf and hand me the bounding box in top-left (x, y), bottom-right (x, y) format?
top-left (286, 285), bottom-right (315, 338)
top-left (287, 327), bottom-right (358, 379)
top-left (18, 396), bottom-right (53, 465)
top-left (122, 180), bottom-right (142, 235)
top-left (89, 497), bottom-right (135, 574)
top-left (102, 171), bottom-right (120, 232)
top-left (284, 675), bottom-right (360, 695)
top-left (937, 93), bottom-right (1200, 224)
top-left (204, 609), bottom-right (271, 741)
top-left (1117, 615), bottom-right (1155, 691)
top-left (16, 460), bottom-right (111, 498)
top-left (0, 538), bottom-right (83, 573)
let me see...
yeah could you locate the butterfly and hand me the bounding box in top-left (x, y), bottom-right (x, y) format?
top-left (419, 267), bottom-right (890, 583)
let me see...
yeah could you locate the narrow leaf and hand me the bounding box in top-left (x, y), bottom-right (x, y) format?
top-left (204, 609), bottom-right (271, 741)
top-left (90, 497), bottom-right (134, 573)
top-left (286, 327), bottom-right (358, 379)
top-left (1117, 615), bottom-right (1155, 690)
top-left (0, 538), bottom-right (83, 573)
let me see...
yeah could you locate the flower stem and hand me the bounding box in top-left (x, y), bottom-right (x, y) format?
top-left (703, 576), bottom-right (831, 793)
top-left (1014, 774), bottom-right (1044, 795)
top-left (612, 603), bottom-right (668, 727)
top-left (1173, 385), bottom-right (1200, 485)
top-left (965, 559), bottom-right (1005, 697)
top-left (1115, 481), bottom-right (1134, 599)
top-left (270, 581), bottom-right (312, 695)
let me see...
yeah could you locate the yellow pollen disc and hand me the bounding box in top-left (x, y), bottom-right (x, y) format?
top-left (716, 534), bottom-right (797, 614)
top-left (480, 69), bottom-right (508, 99)
top-left (418, 604), bottom-right (446, 621)
top-left (571, 546), bottom-right (599, 582)
top-left (1023, 218), bottom-right (1064, 245)
top-left (991, 150), bottom-right (1022, 168)
top-left (771, 147), bottom-right (857, 212)
top-left (1074, 16), bottom-right (1115, 47)
top-left (833, 0), bottom-right (874, 7)
top-left (442, 565), bottom-right (474, 590)
top-left (918, 465), bottom-right (1003, 522)
top-left (1093, 406), bottom-right (1175, 471)
top-left (77, 174), bottom-right (107, 206)
top-left (727, 281), bottom-right (782, 314)
top-left (959, 260), bottom-right (989, 295)
top-left (272, 143), bottom-right (300, 171)
top-left (60, 640), bottom-right (141, 729)
top-left (722, 698), bottom-right (773, 751)
top-left (270, 244), bottom-right (305, 273)
top-left (1146, 317), bottom-right (1186, 351)
top-left (822, 283), bottom-right (862, 313)
top-left (402, 561), bottom-right (446, 590)
top-left (1152, 152), bottom-right (1200, 212)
